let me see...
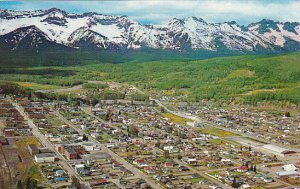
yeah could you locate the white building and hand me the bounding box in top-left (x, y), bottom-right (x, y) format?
top-left (277, 170), bottom-right (299, 177)
top-left (282, 164), bottom-right (297, 171)
top-left (34, 153), bottom-right (55, 163)
top-left (240, 184), bottom-right (251, 189)
top-left (75, 164), bottom-right (85, 173)
top-left (81, 125), bottom-right (86, 130)
top-left (80, 142), bottom-right (96, 151)
top-left (91, 133), bottom-right (100, 138)
top-left (163, 145), bottom-right (179, 153)
top-left (262, 144), bottom-right (297, 157)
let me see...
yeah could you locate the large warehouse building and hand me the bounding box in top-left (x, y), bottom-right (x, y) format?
top-left (262, 144), bottom-right (297, 158)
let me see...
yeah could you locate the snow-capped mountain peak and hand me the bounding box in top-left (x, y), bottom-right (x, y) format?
top-left (0, 8), bottom-right (299, 52)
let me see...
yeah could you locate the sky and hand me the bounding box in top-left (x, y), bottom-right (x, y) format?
top-left (0, 0), bottom-right (299, 25)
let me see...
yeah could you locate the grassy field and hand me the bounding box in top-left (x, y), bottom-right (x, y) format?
top-left (15, 137), bottom-right (42, 148)
top-left (195, 126), bottom-right (237, 137)
top-left (162, 113), bottom-right (192, 125)
top-left (161, 112), bottom-right (236, 137)
top-left (190, 177), bottom-right (202, 183)
top-left (15, 81), bottom-right (62, 90)
top-left (209, 139), bottom-right (226, 145)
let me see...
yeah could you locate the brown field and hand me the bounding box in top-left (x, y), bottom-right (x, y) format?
top-left (0, 137), bottom-right (39, 189)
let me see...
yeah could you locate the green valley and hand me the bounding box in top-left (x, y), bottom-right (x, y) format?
top-left (1, 52), bottom-right (299, 106)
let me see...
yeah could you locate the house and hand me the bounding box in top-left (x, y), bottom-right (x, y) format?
top-left (112, 162), bottom-right (122, 169)
top-left (80, 142), bottom-right (95, 151)
top-left (132, 138), bottom-right (141, 144)
top-left (133, 159), bottom-right (147, 167)
top-left (28, 144), bottom-right (39, 155)
top-left (86, 159), bottom-right (94, 166)
top-left (80, 169), bottom-right (91, 176)
top-left (91, 133), bottom-right (100, 138)
top-left (237, 165), bottom-right (248, 172)
top-left (49, 137), bottom-right (62, 142)
top-left (144, 166), bottom-right (155, 174)
top-left (4, 128), bottom-right (15, 137)
top-left (163, 145), bottom-right (179, 153)
top-left (186, 158), bottom-right (198, 166)
top-left (34, 153), bottom-right (55, 163)
top-left (240, 184), bottom-right (251, 189)
top-left (221, 158), bottom-right (233, 166)
top-left (106, 143), bottom-right (117, 148)
top-left (55, 170), bottom-right (65, 177)
top-left (75, 164), bottom-right (85, 173)
top-left (60, 145), bottom-right (86, 160)
top-left (93, 180), bottom-right (112, 186)
top-left (164, 162), bottom-right (174, 168)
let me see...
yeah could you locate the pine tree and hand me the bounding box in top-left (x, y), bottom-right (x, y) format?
top-left (232, 176), bottom-right (238, 188)
top-left (245, 161), bottom-right (249, 169)
top-left (285, 112), bottom-right (291, 117)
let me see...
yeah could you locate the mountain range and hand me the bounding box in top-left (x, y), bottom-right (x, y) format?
top-left (0, 8), bottom-right (299, 53)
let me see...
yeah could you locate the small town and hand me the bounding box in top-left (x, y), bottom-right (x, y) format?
top-left (0, 1), bottom-right (300, 189)
top-left (0, 81), bottom-right (299, 189)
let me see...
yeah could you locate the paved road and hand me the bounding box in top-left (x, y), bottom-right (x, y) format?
top-left (9, 98), bottom-right (91, 189)
top-left (56, 111), bottom-right (162, 189)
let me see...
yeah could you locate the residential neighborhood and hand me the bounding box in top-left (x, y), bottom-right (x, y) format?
top-left (0, 82), bottom-right (300, 189)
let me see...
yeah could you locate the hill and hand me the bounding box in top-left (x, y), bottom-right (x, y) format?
top-left (83, 52), bottom-right (300, 105)
top-left (0, 52), bottom-right (299, 106)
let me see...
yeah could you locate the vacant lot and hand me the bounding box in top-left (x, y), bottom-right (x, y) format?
top-left (0, 137), bottom-right (43, 189)
top-left (195, 126), bottom-right (237, 137)
top-left (163, 113), bottom-right (192, 125)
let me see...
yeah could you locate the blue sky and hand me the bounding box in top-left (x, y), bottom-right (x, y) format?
top-left (0, 1), bottom-right (299, 25)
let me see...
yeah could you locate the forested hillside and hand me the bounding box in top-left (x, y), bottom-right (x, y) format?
top-left (85, 52), bottom-right (300, 105)
top-left (0, 52), bottom-right (299, 105)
